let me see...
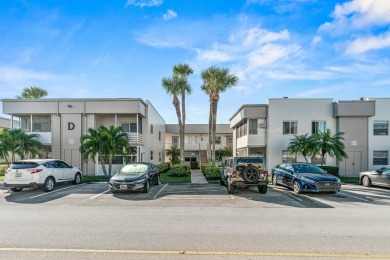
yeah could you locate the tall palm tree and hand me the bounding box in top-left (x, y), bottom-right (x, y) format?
top-left (80, 125), bottom-right (130, 177)
top-left (0, 129), bottom-right (42, 166)
top-left (173, 64), bottom-right (193, 164)
top-left (201, 66), bottom-right (238, 167)
top-left (16, 86), bottom-right (48, 99)
top-left (311, 129), bottom-right (348, 166)
top-left (287, 133), bottom-right (313, 162)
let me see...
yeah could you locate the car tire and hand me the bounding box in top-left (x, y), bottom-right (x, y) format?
top-left (142, 180), bottom-right (150, 193)
top-left (227, 180), bottom-right (235, 194)
top-left (293, 180), bottom-right (301, 194)
top-left (155, 175), bottom-right (160, 185)
top-left (258, 185), bottom-right (267, 194)
top-left (272, 175), bottom-right (278, 186)
top-left (362, 176), bottom-right (372, 187)
top-left (73, 173), bottom-right (81, 185)
top-left (110, 188), bottom-right (118, 193)
top-left (242, 166), bottom-right (260, 184)
top-left (10, 187), bottom-right (23, 192)
top-left (42, 177), bottom-right (55, 192)
top-left (220, 178), bottom-right (225, 186)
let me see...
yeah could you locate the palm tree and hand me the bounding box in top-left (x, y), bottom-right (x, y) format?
top-left (16, 86), bottom-right (48, 99)
top-left (201, 66), bottom-right (238, 167)
top-left (80, 125), bottom-right (130, 177)
top-left (310, 129), bottom-right (348, 166)
top-left (173, 64), bottom-right (193, 164)
top-left (165, 146), bottom-right (180, 165)
top-left (287, 133), bottom-right (313, 162)
top-left (0, 129), bottom-right (42, 166)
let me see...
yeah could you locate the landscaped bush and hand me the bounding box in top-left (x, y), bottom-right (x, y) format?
top-left (168, 164), bottom-right (190, 177)
top-left (201, 163), bottom-right (211, 173)
top-left (0, 165), bottom-right (8, 176)
top-left (156, 162), bottom-right (171, 173)
top-left (319, 166), bottom-right (339, 176)
top-left (203, 166), bottom-right (223, 180)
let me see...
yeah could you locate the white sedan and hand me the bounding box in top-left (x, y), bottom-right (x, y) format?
top-left (3, 159), bottom-right (82, 192)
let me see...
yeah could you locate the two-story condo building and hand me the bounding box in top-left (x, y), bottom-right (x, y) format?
top-left (2, 98), bottom-right (165, 176)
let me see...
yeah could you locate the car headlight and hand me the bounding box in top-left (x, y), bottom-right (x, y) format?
top-left (301, 177), bottom-right (316, 183)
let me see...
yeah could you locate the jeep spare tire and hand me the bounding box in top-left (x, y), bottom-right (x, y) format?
top-left (241, 166), bottom-right (260, 184)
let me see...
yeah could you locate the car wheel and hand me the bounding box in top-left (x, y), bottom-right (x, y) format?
top-left (258, 185), bottom-right (267, 194)
top-left (220, 178), bottom-right (225, 186)
top-left (142, 180), bottom-right (150, 193)
top-left (272, 175), bottom-right (278, 186)
top-left (242, 166), bottom-right (260, 184)
top-left (227, 180), bottom-right (235, 194)
top-left (42, 177), bottom-right (55, 192)
top-left (155, 175), bottom-right (160, 185)
top-left (110, 188), bottom-right (118, 193)
top-left (10, 187), bottom-right (23, 192)
top-left (362, 176), bottom-right (372, 187)
top-left (293, 180), bottom-right (301, 194)
top-left (73, 173), bottom-right (81, 185)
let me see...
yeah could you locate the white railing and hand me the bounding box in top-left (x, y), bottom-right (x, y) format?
top-left (127, 132), bottom-right (143, 145)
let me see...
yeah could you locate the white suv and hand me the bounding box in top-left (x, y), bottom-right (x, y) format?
top-left (3, 159), bottom-right (82, 192)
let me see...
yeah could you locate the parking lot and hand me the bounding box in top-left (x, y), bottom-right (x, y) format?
top-left (1, 181), bottom-right (389, 208)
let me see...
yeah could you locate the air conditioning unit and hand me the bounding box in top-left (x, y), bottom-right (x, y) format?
top-left (258, 122), bottom-right (267, 128)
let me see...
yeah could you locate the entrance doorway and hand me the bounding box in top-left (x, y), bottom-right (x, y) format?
top-left (343, 151), bottom-right (362, 177)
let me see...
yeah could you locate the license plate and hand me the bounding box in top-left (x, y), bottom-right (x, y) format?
top-left (15, 172), bottom-right (22, 177)
top-left (120, 185), bottom-right (127, 190)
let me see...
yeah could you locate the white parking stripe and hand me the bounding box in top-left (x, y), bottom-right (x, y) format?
top-left (153, 183), bottom-right (168, 199)
top-left (89, 190), bottom-right (109, 200)
top-left (339, 192), bottom-right (371, 202)
top-left (29, 183), bottom-right (86, 199)
top-left (272, 187), bottom-right (303, 201)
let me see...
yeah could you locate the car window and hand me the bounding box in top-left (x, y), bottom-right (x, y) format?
top-left (236, 158), bottom-right (263, 164)
top-left (284, 164), bottom-right (294, 172)
top-left (292, 164), bottom-right (324, 174)
top-left (10, 162), bottom-right (39, 169)
top-left (119, 164), bottom-right (148, 175)
top-left (57, 161), bottom-right (70, 168)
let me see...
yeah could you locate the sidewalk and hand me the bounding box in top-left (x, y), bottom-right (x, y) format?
top-left (191, 169), bottom-right (208, 184)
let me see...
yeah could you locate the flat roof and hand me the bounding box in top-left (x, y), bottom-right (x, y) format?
top-left (2, 98), bottom-right (148, 106)
top-left (166, 124), bottom-right (232, 134)
top-left (229, 104), bottom-right (268, 121)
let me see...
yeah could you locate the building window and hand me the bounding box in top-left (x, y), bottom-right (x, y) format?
top-left (282, 150), bottom-right (296, 163)
top-left (159, 152), bottom-right (162, 162)
top-left (237, 121), bottom-right (247, 138)
top-left (374, 121), bottom-right (388, 135)
top-left (283, 121), bottom-right (297, 135)
top-left (249, 119), bottom-right (258, 135)
top-left (150, 124), bottom-right (153, 134)
top-left (13, 115), bottom-right (31, 132)
top-left (226, 136), bottom-right (233, 148)
top-left (122, 123), bottom-right (137, 133)
top-left (150, 150), bottom-right (154, 161)
top-left (312, 121), bottom-right (326, 134)
top-left (373, 151), bottom-right (388, 165)
top-left (159, 131), bottom-right (161, 141)
top-left (172, 136), bottom-right (179, 147)
top-left (185, 136), bottom-right (197, 144)
top-left (138, 117), bottom-right (142, 134)
top-left (215, 136), bottom-right (221, 144)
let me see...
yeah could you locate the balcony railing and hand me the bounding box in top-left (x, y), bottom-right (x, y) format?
top-left (127, 132), bottom-right (143, 145)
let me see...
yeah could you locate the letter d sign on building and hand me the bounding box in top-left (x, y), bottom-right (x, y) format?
top-left (68, 122), bottom-right (75, 130)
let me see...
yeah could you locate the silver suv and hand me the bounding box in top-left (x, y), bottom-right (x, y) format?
top-left (220, 156), bottom-right (268, 194)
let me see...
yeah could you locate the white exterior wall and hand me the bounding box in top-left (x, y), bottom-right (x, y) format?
top-left (368, 98), bottom-right (390, 170)
top-left (267, 98), bottom-right (336, 172)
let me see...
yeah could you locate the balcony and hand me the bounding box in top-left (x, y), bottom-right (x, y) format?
top-left (126, 132), bottom-right (143, 145)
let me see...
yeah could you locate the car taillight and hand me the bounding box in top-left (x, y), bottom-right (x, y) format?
top-left (232, 171), bottom-right (237, 177)
top-left (27, 169), bottom-right (43, 174)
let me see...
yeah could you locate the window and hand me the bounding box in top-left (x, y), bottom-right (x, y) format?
top-left (249, 119), bottom-right (258, 135)
top-left (283, 121), bottom-right (297, 135)
top-left (150, 124), bottom-right (153, 134)
top-left (172, 136), bottom-right (179, 147)
top-left (215, 136), bottom-right (221, 144)
top-left (236, 121), bottom-right (247, 138)
top-left (138, 117), bottom-right (142, 134)
top-left (373, 151), bottom-right (388, 165)
top-left (374, 121), bottom-right (388, 135)
top-left (282, 150), bottom-right (296, 163)
top-left (159, 152), bottom-right (162, 162)
top-left (185, 136), bottom-right (197, 144)
top-left (150, 151), bottom-right (154, 161)
top-left (98, 156), bottom-right (123, 164)
top-left (121, 123), bottom-right (137, 133)
top-left (312, 121), bottom-right (326, 134)
top-left (159, 131), bottom-right (161, 141)
top-left (226, 136), bottom-right (233, 148)
top-left (12, 115), bottom-right (31, 132)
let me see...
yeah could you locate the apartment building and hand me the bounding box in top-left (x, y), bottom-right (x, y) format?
top-left (0, 117), bottom-right (10, 130)
top-left (2, 98), bottom-right (165, 176)
top-left (165, 124), bottom-right (233, 166)
top-left (230, 98), bottom-right (387, 177)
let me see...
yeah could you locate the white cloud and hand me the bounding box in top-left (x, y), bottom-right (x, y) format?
top-left (346, 31), bottom-right (390, 54)
top-left (311, 36), bottom-right (322, 45)
top-left (126, 0), bottom-right (163, 8)
top-left (163, 9), bottom-right (177, 21)
top-left (0, 66), bottom-right (60, 83)
top-left (295, 88), bottom-right (327, 98)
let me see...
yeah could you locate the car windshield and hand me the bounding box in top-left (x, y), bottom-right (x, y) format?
top-left (119, 164), bottom-right (148, 175)
top-left (236, 158), bottom-right (263, 164)
top-left (10, 162), bottom-right (39, 169)
top-left (292, 164), bottom-right (324, 174)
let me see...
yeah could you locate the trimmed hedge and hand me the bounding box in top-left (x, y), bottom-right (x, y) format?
top-left (203, 166), bottom-right (223, 180)
top-left (156, 162), bottom-right (171, 173)
top-left (0, 165), bottom-right (7, 176)
top-left (168, 164), bottom-right (190, 177)
top-left (201, 163), bottom-right (211, 173)
top-left (319, 166), bottom-right (339, 176)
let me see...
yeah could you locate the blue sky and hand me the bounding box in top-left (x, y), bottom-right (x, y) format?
top-left (1, 0), bottom-right (390, 123)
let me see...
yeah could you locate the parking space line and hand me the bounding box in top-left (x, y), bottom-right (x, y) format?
top-left (153, 183), bottom-right (168, 199)
top-left (272, 187), bottom-right (303, 202)
top-left (89, 190), bottom-right (109, 200)
top-left (29, 184), bottom-right (86, 199)
top-left (339, 192), bottom-right (371, 202)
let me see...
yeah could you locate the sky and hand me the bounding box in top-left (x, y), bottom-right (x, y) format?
top-left (0, 0), bottom-right (390, 124)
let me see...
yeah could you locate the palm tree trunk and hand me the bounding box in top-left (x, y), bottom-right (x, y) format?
top-left (173, 96), bottom-right (183, 164)
top-left (181, 91), bottom-right (186, 166)
top-left (108, 157), bottom-right (113, 177)
top-left (208, 101), bottom-right (212, 164)
top-left (211, 100), bottom-right (218, 167)
top-left (99, 158), bottom-right (108, 177)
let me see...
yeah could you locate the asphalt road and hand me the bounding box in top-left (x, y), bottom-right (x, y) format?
top-left (1, 182), bottom-right (390, 259)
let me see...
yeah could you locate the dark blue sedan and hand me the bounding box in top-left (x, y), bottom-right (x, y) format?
top-left (271, 163), bottom-right (341, 193)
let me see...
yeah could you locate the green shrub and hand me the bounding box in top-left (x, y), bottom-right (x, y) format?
top-left (201, 163), bottom-right (211, 173)
top-left (0, 165), bottom-right (7, 176)
top-left (203, 166), bottom-right (223, 180)
top-left (156, 162), bottom-right (171, 173)
top-left (168, 164), bottom-right (190, 177)
top-left (319, 166), bottom-right (339, 176)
